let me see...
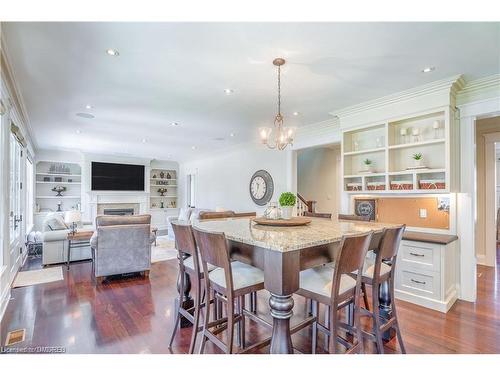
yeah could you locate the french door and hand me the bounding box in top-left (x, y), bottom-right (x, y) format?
top-left (9, 132), bottom-right (24, 270)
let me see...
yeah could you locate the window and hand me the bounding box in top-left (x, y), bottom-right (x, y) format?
top-left (9, 133), bottom-right (22, 244)
top-left (26, 155), bottom-right (34, 233)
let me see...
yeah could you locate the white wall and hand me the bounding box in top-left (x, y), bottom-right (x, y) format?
top-left (179, 143), bottom-right (290, 214)
top-left (297, 146), bottom-right (341, 216)
top-left (35, 149), bottom-right (179, 222)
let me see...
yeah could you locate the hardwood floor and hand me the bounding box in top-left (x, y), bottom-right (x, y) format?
top-left (1, 251), bottom-right (499, 354)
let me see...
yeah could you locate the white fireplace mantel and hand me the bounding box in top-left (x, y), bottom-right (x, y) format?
top-left (86, 190), bottom-right (149, 221)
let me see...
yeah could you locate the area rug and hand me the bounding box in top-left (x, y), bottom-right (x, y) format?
top-left (151, 236), bottom-right (178, 263)
top-left (13, 266), bottom-right (63, 288)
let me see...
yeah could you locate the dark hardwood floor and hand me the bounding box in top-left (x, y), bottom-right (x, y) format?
top-left (1, 249), bottom-right (499, 354)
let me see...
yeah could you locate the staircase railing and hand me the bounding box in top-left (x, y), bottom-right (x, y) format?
top-left (297, 193), bottom-right (316, 216)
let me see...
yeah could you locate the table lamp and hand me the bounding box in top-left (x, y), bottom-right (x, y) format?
top-left (65, 210), bottom-right (81, 235)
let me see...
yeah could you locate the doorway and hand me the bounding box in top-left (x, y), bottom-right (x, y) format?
top-left (475, 116), bottom-right (500, 268)
top-left (296, 143), bottom-right (341, 216)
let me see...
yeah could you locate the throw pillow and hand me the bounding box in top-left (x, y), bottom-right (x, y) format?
top-left (46, 216), bottom-right (69, 231)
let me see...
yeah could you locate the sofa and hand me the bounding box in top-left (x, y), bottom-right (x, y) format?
top-left (166, 207), bottom-right (213, 239)
top-left (41, 212), bottom-right (94, 266)
top-left (90, 214), bottom-right (156, 282)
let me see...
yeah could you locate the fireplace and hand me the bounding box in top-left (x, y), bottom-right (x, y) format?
top-left (103, 208), bottom-right (135, 216)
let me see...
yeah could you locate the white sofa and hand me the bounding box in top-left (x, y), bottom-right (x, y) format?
top-left (41, 212), bottom-right (94, 265)
top-left (166, 207), bottom-right (213, 239)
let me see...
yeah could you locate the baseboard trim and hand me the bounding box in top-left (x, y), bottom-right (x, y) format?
top-left (0, 285), bottom-right (11, 324)
top-left (395, 289), bottom-right (458, 313)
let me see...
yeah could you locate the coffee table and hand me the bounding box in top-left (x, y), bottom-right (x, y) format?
top-left (67, 230), bottom-right (94, 270)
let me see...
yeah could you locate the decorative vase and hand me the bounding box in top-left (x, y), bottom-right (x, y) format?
top-left (167, 172), bottom-right (171, 179)
top-left (281, 206), bottom-right (293, 220)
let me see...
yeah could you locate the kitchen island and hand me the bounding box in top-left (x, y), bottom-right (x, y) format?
top-left (193, 217), bottom-right (399, 354)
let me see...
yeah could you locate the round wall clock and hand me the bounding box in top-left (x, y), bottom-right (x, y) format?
top-left (249, 170), bottom-right (274, 206)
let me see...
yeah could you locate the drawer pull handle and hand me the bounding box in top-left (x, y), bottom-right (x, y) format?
top-left (410, 278), bottom-right (426, 285)
top-left (409, 252), bottom-right (424, 257)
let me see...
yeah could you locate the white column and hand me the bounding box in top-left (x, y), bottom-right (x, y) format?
top-left (457, 115), bottom-right (477, 302)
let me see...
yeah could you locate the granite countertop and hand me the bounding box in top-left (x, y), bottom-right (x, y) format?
top-left (402, 231), bottom-right (458, 245)
top-left (192, 217), bottom-right (398, 253)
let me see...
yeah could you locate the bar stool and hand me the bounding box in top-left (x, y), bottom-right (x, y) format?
top-left (294, 231), bottom-right (373, 354)
top-left (338, 214), bottom-right (371, 222)
top-left (357, 225), bottom-right (406, 354)
top-left (192, 226), bottom-right (266, 354)
top-left (167, 222), bottom-right (217, 354)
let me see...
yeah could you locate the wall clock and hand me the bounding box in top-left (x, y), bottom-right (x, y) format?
top-left (249, 170), bottom-right (274, 206)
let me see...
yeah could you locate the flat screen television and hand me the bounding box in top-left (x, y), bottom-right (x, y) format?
top-left (91, 162), bottom-right (145, 191)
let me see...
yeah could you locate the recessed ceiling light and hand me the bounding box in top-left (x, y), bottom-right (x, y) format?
top-left (422, 66), bottom-right (435, 73)
top-left (191, 146), bottom-right (197, 150)
top-left (75, 112), bottom-right (95, 119)
top-left (142, 138), bottom-right (147, 143)
top-left (170, 122), bottom-right (179, 126)
top-left (85, 104), bottom-right (92, 109)
top-left (224, 89), bottom-right (234, 95)
top-left (76, 129), bottom-right (81, 134)
top-left (106, 49), bottom-right (119, 56)
top-left (292, 111), bottom-right (300, 116)
top-left (230, 133), bottom-right (235, 137)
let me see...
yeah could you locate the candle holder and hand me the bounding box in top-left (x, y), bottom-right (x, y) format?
top-left (432, 120), bottom-right (441, 139)
top-left (400, 128), bottom-right (407, 144)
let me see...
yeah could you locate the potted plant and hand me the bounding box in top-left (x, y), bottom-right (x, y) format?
top-left (363, 159), bottom-right (374, 173)
top-left (279, 192), bottom-right (296, 220)
top-left (412, 153), bottom-right (423, 167)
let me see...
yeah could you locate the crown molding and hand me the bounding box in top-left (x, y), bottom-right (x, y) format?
top-left (456, 74), bottom-right (500, 105)
top-left (330, 75), bottom-right (464, 119)
top-left (1, 33), bottom-right (38, 150)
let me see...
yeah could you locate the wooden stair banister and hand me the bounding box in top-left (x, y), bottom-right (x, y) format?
top-left (297, 193), bottom-right (316, 216)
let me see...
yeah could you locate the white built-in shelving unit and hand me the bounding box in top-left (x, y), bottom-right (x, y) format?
top-left (149, 168), bottom-right (177, 210)
top-left (35, 160), bottom-right (82, 213)
top-left (342, 107), bottom-right (457, 194)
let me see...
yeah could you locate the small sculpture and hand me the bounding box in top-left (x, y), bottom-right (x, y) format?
top-left (157, 188), bottom-right (168, 196)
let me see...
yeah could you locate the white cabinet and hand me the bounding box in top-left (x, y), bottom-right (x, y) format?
top-left (394, 239), bottom-right (458, 312)
top-left (342, 107), bottom-right (459, 194)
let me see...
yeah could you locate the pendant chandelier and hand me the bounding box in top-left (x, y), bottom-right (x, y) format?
top-left (259, 58), bottom-right (295, 150)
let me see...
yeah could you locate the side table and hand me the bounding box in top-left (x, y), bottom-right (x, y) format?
top-left (67, 230), bottom-right (94, 270)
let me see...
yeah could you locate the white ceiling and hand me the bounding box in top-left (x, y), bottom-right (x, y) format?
top-left (3, 22), bottom-right (499, 161)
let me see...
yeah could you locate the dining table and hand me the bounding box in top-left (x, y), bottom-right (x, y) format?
top-left (191, 216), bottom-right (399, 354)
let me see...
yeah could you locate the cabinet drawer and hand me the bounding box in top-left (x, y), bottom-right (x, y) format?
top-left (396, 269), bottom-right (441, 300)
top-left (399, 240), bottom-right (441, 272)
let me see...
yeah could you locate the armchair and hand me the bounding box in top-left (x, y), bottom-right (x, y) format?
top-left (90, 214), bottom-right (155, 283)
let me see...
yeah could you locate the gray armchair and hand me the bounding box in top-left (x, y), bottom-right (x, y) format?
top-left (90, 214), bottom-right (155, 283)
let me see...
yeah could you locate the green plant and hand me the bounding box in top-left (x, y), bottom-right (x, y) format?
top-left (363, 159), bottom-right (372, 165)
top-left (412, 153), bottom-right (423, 161)
top-left (279, 192), bottom-right (296, 207)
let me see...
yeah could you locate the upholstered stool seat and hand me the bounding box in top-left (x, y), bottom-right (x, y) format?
top-left (299, 266), bottom-right (357, 298)
top-left (209, 261), bottom-right (264, 291)
top-left (184, 255), bottom-right (217, 273)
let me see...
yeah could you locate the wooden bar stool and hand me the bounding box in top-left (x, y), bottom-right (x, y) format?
top-left (304, 212), bottom-right (332, 219)
top-left (294, 231), bottom-right (373, 354)
top-left (192, 226), bottom-right (266, 354)
top-left (167, 222), bottom-right (217, 354)
top-left (338, 214), bottom-right (371, 222)
top-left (357, 225), bottom-right (406, 354)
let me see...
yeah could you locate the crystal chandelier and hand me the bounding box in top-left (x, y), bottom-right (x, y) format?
top-left (259, 58), bottom-right (295, 150)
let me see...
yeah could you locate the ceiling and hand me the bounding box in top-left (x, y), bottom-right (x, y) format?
top-left (3, 22), bottom-right (499, 161)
